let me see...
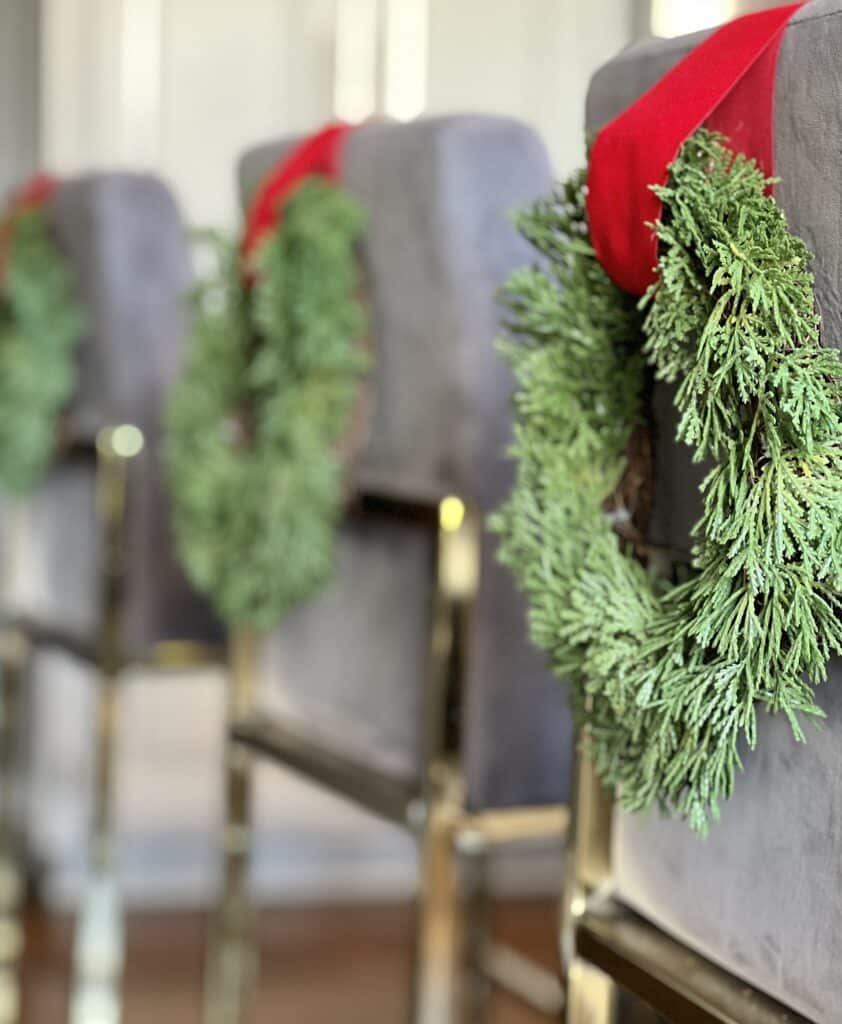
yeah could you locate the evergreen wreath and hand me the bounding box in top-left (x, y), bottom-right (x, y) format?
top-left (0, 184), bottom-right (85, 494)
top-left (492, 130), bottom-right (842, 833)
top-left (166, 177), bottom-right (368, 629)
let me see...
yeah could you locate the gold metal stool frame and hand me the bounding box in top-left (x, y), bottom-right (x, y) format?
top-left (0, 628), bottom-right (29, 1024)
top-left (204, 493), bottom-right (571, 1024)
top-left (562, 747), bottom-right (813, 1024)
top-left (0, 423), bottom-right (223, 1024)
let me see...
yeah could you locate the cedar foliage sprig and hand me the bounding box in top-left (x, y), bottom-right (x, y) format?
top-left (166, 178), bottom-right (367, 628)
top-left (492, 130), bottom-right (842, 833)
top-left (0, 208), bottom-right (85, 492)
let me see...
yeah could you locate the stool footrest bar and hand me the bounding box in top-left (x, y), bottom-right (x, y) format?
top-left (231, 713), bottom-right (421, 828)
top-left (576, 901), bottom-right (811, 1024)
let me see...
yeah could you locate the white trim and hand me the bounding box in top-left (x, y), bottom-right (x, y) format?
top-left (119, 0), bottom-right (164, 166)
top-left (650, 0), bottom-right (738, 37)
top-left (333, 0), bottom-right (380, 121)
top-left (40, 0), bottom-right (125, 171)
top-left (383, 0), bottom-right (429, 121)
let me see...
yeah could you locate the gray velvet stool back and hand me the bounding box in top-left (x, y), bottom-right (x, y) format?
top-left (5, 174), bottom-right (221, 659)
top-left (587, 3), bottom-right (842, 1018)
top-left (241, 116), bottom-right (573, 808)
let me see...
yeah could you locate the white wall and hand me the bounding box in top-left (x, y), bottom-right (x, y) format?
top-left (40, 0), bottom-right (639, 229)
top-left (427, 0), bottom-right (635, 175)
top-left (40, 0), bottom-right (123, 172)
top-left (0, 0), bottom-right (41, 197)
top-left (40, 0), bottom-right (340, 228)
top-left (159, 0), bottom-right (339, 227)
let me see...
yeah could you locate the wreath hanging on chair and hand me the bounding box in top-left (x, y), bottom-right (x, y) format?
top-left (492, 128), bottom-right (842, 834)
top-left (166, 130), bottom-right (369, 630)
top-left (0, 175), bottom-right (86, 494)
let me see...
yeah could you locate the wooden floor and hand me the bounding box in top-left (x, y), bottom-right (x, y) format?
top-left (20, 899), bottom-right (562, 1023)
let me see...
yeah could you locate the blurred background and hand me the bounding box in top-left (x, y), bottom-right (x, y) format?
top-left (8, 0), bottom-right (774, 228)
top-left (0, 0), bottom-right (770, 1020)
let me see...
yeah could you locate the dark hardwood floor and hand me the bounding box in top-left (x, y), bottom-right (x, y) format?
top-left (21, 899), bottom-right (562, 1023)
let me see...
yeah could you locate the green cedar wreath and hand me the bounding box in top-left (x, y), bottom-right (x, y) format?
top-left (0, 189), bottom-right (85, 494)
top-left (492, 130), bottom-right (842, 833)
top-left (166, 178), bottom-right (367, 630)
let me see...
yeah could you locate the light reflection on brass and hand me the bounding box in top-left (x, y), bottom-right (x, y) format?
top-left (203, 627), bottom-right (259, 1024)
top-left (109, 425), bottom-right (144, 460)
top-left (439, 495), bottom-right (466, 532)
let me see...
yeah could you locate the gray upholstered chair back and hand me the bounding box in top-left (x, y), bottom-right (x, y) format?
top-left (242, 116), bottom-right (573, 808)
top-left (587, 3), bottom-right (842, 1018)
top-left (4, 174), bottom-right (221, 658)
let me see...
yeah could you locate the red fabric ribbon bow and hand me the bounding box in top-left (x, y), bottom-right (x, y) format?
top-left (586, 3), bottom-right (804, 296)
top-left (10, 173), bottom-right (58, 212)
top-left (241, 122), bottom-right (356, 266)
top-left (0, 172), bottom-right (59, 283)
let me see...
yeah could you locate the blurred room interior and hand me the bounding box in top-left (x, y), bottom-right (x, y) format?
top-left (0, 0), bottom-right (835, 1022)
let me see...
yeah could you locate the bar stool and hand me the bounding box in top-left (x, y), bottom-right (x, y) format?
top-left (206, 115), bottom-right (575, 1024)
top-left (0, 173), bottom-right (224, 1023)
top-left (566, 4), bottom-right (842, 1022)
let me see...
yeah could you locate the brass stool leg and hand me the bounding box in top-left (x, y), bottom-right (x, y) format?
top-left (562, 750), bottom-right (616, 1024)
top-left (203, 628), bottom-right (258, 1024)
top-left (457, 830), bottom-right (491, 1024)
top-left (410, 497), bottom-right (480, 1024)
top-left (70, 678), bottom-right (123, 1024)
top-left (565, 960), bottom-right (617, 1024)
top-left (410, 782), bottom-right (463, 1024)
top-left (0, 634), bottom-right (29, 1024)
top-left (70, 427), bottom-right (142, 1024)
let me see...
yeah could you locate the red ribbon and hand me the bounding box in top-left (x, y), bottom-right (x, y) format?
top-left (241, 122), bottom-right (356, 264)
top-left (9, 173), bottom-right (58, 211)
top-left (0, 172), bottom-right (59, 282)
top-left (587, 3), bottom-right (804, 296)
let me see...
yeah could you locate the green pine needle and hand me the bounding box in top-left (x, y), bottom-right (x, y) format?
top-left (166, 178), bottom-right (368, 629)
top-left (493, 130), bottom-right (842, 834)
top-left (0, 208), bottom-right (86, 493)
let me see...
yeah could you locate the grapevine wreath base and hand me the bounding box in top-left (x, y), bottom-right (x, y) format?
top-left (492, 130), bottom-right (842, 833)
